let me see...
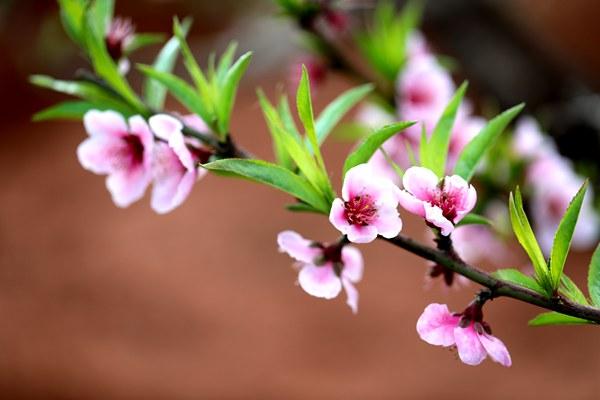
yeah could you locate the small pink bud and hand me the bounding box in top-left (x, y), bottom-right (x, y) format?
top-left (105, 17), bottom-right (135, 62)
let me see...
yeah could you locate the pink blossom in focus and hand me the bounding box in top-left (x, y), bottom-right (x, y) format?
top-left (78, 110), bottom-right (154, 208)
top-left (397, 55), bottom-right (455, 141)
top-left (329, 163), bottom-right (403, 243)
top-left (277, 230), bottom-right (364, 313)
top-left (148, 114), bottom-right (209, 214)
top-left (398, 167), bottom-right (477, 236)
top-left (417, 303), bottom-right (511, 367)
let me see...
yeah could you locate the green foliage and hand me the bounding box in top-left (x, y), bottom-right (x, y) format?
top-left (33, 101), bottom-right (98, 121)
top-left (588, 244), bottom-right (600, 307)
top-left (529, 312), bottom-right (594, 327)
top-left (549, 181), bottom-right (588, 289)
top-left (203, 159), bottom-right (330, 213)
top-left (509, 187), bottom-right (552, 294)
top-left (297, 66), bottom-right (326, 172)
top-left (356, 0), bottom-right (422, 82)
top-left (143, 17), bottom-right (192, 110)
top-left (343, 121), bottom-right (416, 175)
top-left (455, 213), bottom-right (492, 227)
top-left (420, 82), bottom-right (467, 177)
top-left (454, 103), bottom-right (524, 181)
top-left (315, 84), bottom-right (374, 145)
top-left (493, 268), bottom-right (545, 294)
top-left (560, 275), bottom-right (590, 306)
top-left (58, 0), bottom-right (88, 48)
top-left (124, 33), bottom-right (166, 55)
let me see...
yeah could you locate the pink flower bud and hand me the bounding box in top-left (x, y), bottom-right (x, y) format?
top-left (329, 164), bottom-right (403, 243)
top-left (277, 231), bottom-right (363, 313)
top-left (417, 303), bottom-right (511, 367)
top-left (78, 110), bottom-right (154, 208)
top-left (105, 17), bottom-right (135, 63)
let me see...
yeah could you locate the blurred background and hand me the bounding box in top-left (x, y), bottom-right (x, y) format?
top-left (1, 0), bottom-right (600, 398)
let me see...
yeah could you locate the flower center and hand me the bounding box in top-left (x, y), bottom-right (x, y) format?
top-left (123, 134), bottom-right (145, 166)
top-left (106, 17), bottom-right (134, 61)
top-left (432, 191), bottom-right (458, 221)
top-left (344, 194), bottom-right (377, 226)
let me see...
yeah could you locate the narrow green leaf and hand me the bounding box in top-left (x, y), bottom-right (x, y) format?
top-left (58, 0), bottom-right (87, 48)
top-left (88, 0), bottom-right (114, 39)
top-left (215, 42), bottom-right (238, 86)
top-left (277, 95), bottom-right (302, 141)
top-left (315, 84), bottom-right (374, 145)
top-left (454, 103), bottom-right (525, 181)
top-left (258, 90), bottom-right (296, 170)
top-left (83, 12), bottom-right (146, 113)
top-left (422, 82), bottom-right (468, 177)
top-left (529, 312), bottom-right (593, 327)
top-left (560, 275), bottom-right (590, 306)
top-left (550, 181), bottom-right (588, 289)
top-left (217, 51), bottom-right (252, 135)
top-left (493, 268), bottom-right (545, 294)
top-left (588, 243), bottom-right (600, 307)
top-left (343, 121), bottom-right (416, 175)
top-left (509, 188), bottom-right (551, 293)
top-left (456, 213), bottom-right (492, 227)
top-left (124, 33), bottom-right (166, 54)
top-left (286, 202), bottom-right (322, 214)
top-left (33, 101), bottom-right (96, 121)
top-left (203, 159), bottom-right (329, 213)
top-left (144, 17), bottom-right (192, 110)
top-left (137, 65), bottom-right (210, 122)
top-left (296, 66), bottom-right (324, 167)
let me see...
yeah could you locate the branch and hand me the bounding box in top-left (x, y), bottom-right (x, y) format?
top-left (383, 234), bottom-right (600, 324)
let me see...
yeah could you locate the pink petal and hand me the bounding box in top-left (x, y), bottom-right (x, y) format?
top-left (106, 166), bottom-right (151, 208)
top-left (479, 333), bottom-right (512, 367)
top-left (329, 198), bottom-right (351, 234)
top-left (149, 114), bottom-right (183, 141)
top-left (83, 110), bottom-right (128, 138)
top-left (342, 277), bottom-right (359, 314)
top-left (373, 206), bottom-right (403, 238)
top-left (402, 166), bottom-right (438, 201)
top-left (151, 143), bottom-right (191, 214)
top-left (298, 264), bottom-right (342, 299)
top-left (346, 224), bottom-right (378, 244)
top-left (342, 163), bottom-right (386, 201)
top-left (341, 246), bottom-right (363, 283)
top-left (77, 136), bottom-right (124, 174)
top-left (424, 203), bottom-right (454, 236)
top-left (398, 190), bottom-right (426, 217)
top-left (277, 230), bottom-right (321, 264)
top-left (453, 326), bottom-right (487, 366)
top-left (416, 303), bottom-right (459, 346)
top-left (181, 114), bottom-right (209, 133)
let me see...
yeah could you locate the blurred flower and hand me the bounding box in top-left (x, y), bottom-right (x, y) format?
top-left (105, 17), bottom-right (135, 74)
top-left (452, 225), bottom-right (507, 266)
top-left (512, 116), bottom-right (555, 160)
top-left (329, 163), bottom-right (403, 243)
top-left (406, 30), bottom-right (430, 60)
top-left (396, 55), bottom-right (455, 141)
top-left (148, 114), bottom-right (209, 214)
top-left (277, 230), bottom-right (363, 313)
top-left (78, 110), bottom-right (154, 208)
top-left (398, 167), bottom-right (476, 236)
top-left (447, 112), bottom-right (486, 172)
top-left (417, 303), bottom-right (511, 367)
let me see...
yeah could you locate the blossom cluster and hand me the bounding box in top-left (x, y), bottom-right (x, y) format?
top-left (78, 110), bottom-right (209, 213)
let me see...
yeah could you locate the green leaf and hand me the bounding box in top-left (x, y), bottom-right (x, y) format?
top-left (29, 75), bottom-right (135, 114)
top-left (550, 181), bottom-right (588, 289)
top-left (33, 101), bottom-right (96, 121)
top-left (493, 268), bottom-right (545, 294)
top-left (144, 17), bottom-right (192, 110)
top-left (286, 202), bottom-right (322, 214)
top-left (277, 95), bottom-right (302, 141)
top-left (124, 33), bottom-right (166, 55)
top-left (215, 42), bottom-right (238, 86)
top-left (87, 0), bottom-right (114, 39)
top-left (454, 103), bottom-right (524, 181)
top-left (529, 312), bottom-right (593, 327)
top-left (456, 213), bottom-right (492, 227)
top-left (588, 243), bottom-right (600, 307)
top-left (509, 188), bottom-right (551, 293)
top-left (560, 274), bottom-right (590, 306)
top-left (217, 51), bottom-right (252, 135)
top-left (343, 121), bottom-right (416, 175)
top-left (257, 90), bottom-right (296, 170)
top-left (421, 82), bottom-right (467, 177)
top-left (315, 84), bottom-right (373, 145)
top-left (58, 0), bottom-right (87, 48)
top-left (296, 66), bottom-right (324, 167)
top-left (83, 12), bottom-right (146, 113)
top-left (138, 65), bottom-right (211, 123)
top-left (203, 159), bottom-right (329, 213)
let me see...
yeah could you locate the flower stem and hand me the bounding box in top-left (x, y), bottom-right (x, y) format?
top-left (383, 234), bottom-right (600, 324)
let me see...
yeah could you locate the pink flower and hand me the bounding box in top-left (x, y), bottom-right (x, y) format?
top-left (277, 231), bottom-right (364, 313)
top-left (397, 56), bottom-right (455, 141)
top-left (406, 31), bottom-right (431, 61)
top-left (105, 17), bottom-right (135, 74)
top-left (329, 164), bottom-right (403, 243)
top-left (447, 114), bottom-right (486, 172)
top-left (417, 303), bottom-right (511, 367)
top-left (78, 110), bottom-right (154, 208)
top-left (512, 116), bottom-right (555, 160)
top-left (398, 167), bottom-right (477, 236)
top-left (452, 225), bottom-right (508, 266)
top-left (148, 114), bottom-right (209, 214)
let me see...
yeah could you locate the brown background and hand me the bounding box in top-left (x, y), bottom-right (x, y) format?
top-left (1, 1), bottom-right (600, 399)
